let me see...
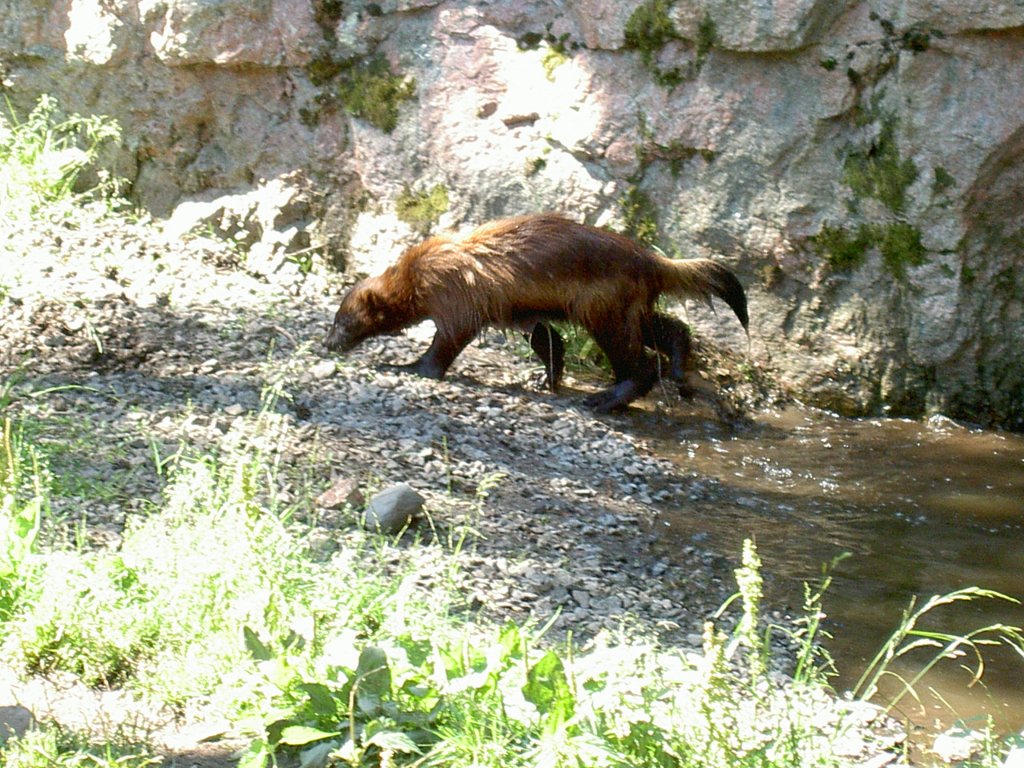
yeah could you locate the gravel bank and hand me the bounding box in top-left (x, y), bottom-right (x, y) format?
top-left (1, 205), bottom-right (739, 646)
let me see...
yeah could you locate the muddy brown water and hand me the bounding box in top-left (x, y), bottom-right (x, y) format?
top-left (643, 406), bottom-right (1024, 737)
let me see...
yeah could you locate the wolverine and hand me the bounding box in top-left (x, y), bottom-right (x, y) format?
top-left (324, 213), bottom-right (748, 413)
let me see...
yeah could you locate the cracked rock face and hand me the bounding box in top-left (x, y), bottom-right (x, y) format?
top-left (2, 0), bottom-right (1022, 428)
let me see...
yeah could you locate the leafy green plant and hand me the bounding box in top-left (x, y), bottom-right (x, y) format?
top-left (0, 419), bottom-right (46, 622)
top-left (237, 631), bottom-right (441, 768)
top-left (235, 539), bottom-right (864, 768)
top-left (0, 94), bottom-right (123, 219)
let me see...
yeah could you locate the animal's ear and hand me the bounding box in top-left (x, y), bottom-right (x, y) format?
top-left (360, 283), bottom-right (387, 318)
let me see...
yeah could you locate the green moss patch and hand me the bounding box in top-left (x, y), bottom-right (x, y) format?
top-left (336, 55), bottom-right (416, 134)
top-left (618, 186), bottom-right (659, 248)
top-left (813, 225), bottom-right (872, 271)
top-left (932, 166), bottom-right (956, 195)
top-left (695, 13), bottom-right (718, 71)
top-left (542, 46), bottom-right (570, 80)
top-left (813, 222), bottom-right (927, 278)
top-left (396, 184), bottom-right (449, 234)
top-left (875, 222), bottom-right (926, 277)
top-left (638, 139), bottom-right (716, 177)
top-left (624, 0), bottom-right (678, 58)
top-left (842, 116), bottom-right (918, 213)
top-left (624, 2), bottom-right (714, 87)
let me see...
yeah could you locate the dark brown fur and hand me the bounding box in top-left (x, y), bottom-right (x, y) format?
top-left (325, 213), bottom-right (748, 412)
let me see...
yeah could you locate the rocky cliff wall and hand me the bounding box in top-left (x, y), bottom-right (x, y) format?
top-left (2, 0), bottom-right (1022, 429)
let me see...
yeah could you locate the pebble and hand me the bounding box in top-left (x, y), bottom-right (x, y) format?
top-left (363, 483), bottom-right (424, 535)
top-left (316, 476), bottom-right (365, 510)
top-left (308, 360), bottom-right (336, 380)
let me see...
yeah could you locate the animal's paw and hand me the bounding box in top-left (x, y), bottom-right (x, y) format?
top-left (711, 396), bottom-right (752, 430)
top-left (378, 361), bottom-right (445, 380)
top-left (583, 384), bottom-right (632, 413)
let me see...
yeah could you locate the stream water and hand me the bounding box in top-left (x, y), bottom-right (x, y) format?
top-left (645, 406), bottom-right (1024, 737)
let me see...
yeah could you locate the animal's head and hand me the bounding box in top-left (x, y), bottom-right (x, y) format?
top-left (324, 276), bottom-right (408, 353)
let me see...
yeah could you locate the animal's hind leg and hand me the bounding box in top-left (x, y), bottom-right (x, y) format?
top-left (583, 314), bottom-right (657, 413)
top-left (647, 312), bottom-right (746, 423)
top-left (528, 322), bottom-right (565, 392)
top-left (645, 313), bottom-right (691, 383)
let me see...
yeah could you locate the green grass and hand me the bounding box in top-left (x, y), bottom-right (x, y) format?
top-left (13, 407), bottom-right (140, 505)
top-left (0, 726), bottom-right (156, 768)
top-left (0, 419), bottom-right (45, 623)
top-left (0, 408), bottom-right (867, 768)
top-left (0, 94), bottom-right (124, 220)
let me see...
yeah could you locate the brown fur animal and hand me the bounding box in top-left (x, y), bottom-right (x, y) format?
top-left (324, 213), bottom-right (748, 412)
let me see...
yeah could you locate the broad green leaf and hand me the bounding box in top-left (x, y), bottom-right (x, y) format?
top-left (356, 646), bottom-right (391, 697)
top-left (356, 691), bottom-right (382, 717)
top-left (236, 739), bottom-right (269, 768)
top-left (365, 729), bottom-right (423, 754)
top-left (523, 650), bottom-right (575, 729)
top-left (299, 740), bottom-right (335, 768)
top-left (498, 622), bottom-right (523, 659)
top-left (279, 725), bottom-right (342, 746)
top-left (299, 682), bottom-right (339, 718)
top-left (243, 626), bottom-right (272, 661)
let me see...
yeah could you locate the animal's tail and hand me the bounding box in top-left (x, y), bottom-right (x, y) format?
top-left (660, 257), bottom-right (749, 330)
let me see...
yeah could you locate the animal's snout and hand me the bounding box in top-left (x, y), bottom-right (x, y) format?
top-left (323, 324), bottom-right (347, 352)
top-left (324, 314), bottom-right (363, 353)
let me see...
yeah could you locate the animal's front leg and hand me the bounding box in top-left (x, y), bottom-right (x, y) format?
top-left (386, 326), bottom-right (474, 380)
top-left (528, 322), bottom-right (565, 392)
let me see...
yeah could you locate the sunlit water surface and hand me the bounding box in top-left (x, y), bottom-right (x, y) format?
top-left (646, 406), bottom-right (1024, 736)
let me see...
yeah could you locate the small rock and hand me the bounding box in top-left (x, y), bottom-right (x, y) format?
top-left (309, 360), bottom-right (336, 380)
top-left (0, 705), bottom-right (34, 745)
top-left (932, 726), bottom-right (985, 763)
top-left (316, 476), bottom-right (365, 510)
top-left (571, 589), bottom-right (591, 608)
top-left (363, 483), bottom-right (424, 534)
